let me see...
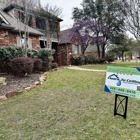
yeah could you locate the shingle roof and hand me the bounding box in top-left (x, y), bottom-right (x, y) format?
top-left (59, 29), bottom-right (72, 44)
top-left (0, 10), bottom-right (43, 36)
top-left (0, 1), bottom-right (43, 36)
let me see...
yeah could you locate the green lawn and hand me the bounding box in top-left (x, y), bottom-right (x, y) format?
top-left (80, 61), bottom-right (140, 70)
top-left (0, 68), bottom-right (140, 139)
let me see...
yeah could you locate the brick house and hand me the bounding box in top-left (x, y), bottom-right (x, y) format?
top-left (58, 28), bottom-right (102, 66)
top-left (57, 29), bottom-right (84, 66)
top-left (0, 0), bottom-right (63, 58)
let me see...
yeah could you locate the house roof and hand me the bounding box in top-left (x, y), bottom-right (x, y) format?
top-left (0, 10), bottom-right (43, 36)
top-left (59, 29), bottom-right (72, 44)
top-left (0, 1), bottom-right (44, 36)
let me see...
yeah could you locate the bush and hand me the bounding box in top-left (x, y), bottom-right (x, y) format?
top-left (85, 55), bottom-right (95, 64)
top-left (52, 62), bottom-right (58, 69)
top-left (38, 48), bottom-right (55, 62)
top-left (33, 58), bottom-right (42, 72)
top-left (72, 54), bottom-right (85, 65)
top-left (106, 58), bottom-right (114, 63)
top-left (11, 57), bottom-right (34, 76)
top-left (7, 46), bottom-right (22, 59)
top-left (0, 46), bottom-right (22, 73)
top-left (27, 48), bottom-right (39, 58)
top-left (0, 47), bottom-right (12, 67)
top-left (42, 61), bottom-right (52, 72)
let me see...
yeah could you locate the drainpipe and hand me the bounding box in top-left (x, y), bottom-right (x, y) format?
top-left (65, 43), bottom-right (69, 65)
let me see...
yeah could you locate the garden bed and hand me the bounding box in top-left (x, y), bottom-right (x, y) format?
top-left (0, 73), bottom-right (42, 96)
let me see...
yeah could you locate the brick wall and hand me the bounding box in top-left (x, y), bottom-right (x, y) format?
top-left (29, 35), bottom-right (40, 50)
top-left (57, 44), bottom-right (72, 66)
top-left (0, 30), bottom-right (17, 46)
top-left (31, 16), bottom-right (36, 29)
top-left (14, 9), bottom-right (19, 19)
top-left (0, 29), bottom-right (40, 49)
top-left (57, 23), bottom-right (60, 41)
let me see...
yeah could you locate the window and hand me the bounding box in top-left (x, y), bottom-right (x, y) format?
top-left (72, 44), bottom-right (81, 54)
top-left (16, 37), bottom-right (32, 48)
top-left (36, 17), bottom-right (46, 30)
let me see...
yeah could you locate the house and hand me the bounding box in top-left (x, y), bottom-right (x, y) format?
top-left (0, 0), bottom-right (62, 53)
top-left (58, 28), bottom-right (83, 66)
top-left (57, 28), bottom-right (103, 66)
top-left (84, 43), bottom-right (102, 58)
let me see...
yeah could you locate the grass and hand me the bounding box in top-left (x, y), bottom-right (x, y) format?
top-left (0, 63), bottom-right (140, 139)
top-left (80, 61), bottom-right (140, 70)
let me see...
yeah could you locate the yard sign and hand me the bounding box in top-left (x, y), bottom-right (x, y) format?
top-left (104, 66), bottom-right (140, 99)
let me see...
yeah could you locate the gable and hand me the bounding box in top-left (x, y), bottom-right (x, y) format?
top-left (0, 13), bottom-right (9, 24)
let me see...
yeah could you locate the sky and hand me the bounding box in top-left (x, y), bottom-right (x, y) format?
top-left (40, 0), bottom-right (83, 31)
top-left (40, 0), bottom-right (135, 39)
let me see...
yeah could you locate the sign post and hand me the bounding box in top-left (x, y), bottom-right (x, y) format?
top-left (104, 66), bottom-right (140, 119)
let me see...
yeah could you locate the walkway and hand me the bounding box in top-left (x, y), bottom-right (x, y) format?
top-left (66, 66), bottom-right (106, 72)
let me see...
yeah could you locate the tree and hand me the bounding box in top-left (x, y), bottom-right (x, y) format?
top-left (72, 0), bottom-right (124, 59)
top-left (68, 20), bottom-right (91, 55)
top-left (36, 3), bottom-right (63, 48)
top-left (119, 0), bottom-right (140, 43)
top-left (2, 0), bottom-right (37, 56)
top-left (69, 19), bottom-right (109, 58)
top-left (108, 34), bottom-right (131, 61)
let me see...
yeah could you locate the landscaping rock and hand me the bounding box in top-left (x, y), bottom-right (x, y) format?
top-left (34, 81), bottom-right (40, 85)
top-left (0, 77), bottom-right (7, 86)
top-left (0, 96), bottom-right (7, 101)
top-left (6, 91), bottom-right (19, 98)
top-left (30, 84), bottom-right (36, 89)
top-left (25, 87), bottom-right (31, 91)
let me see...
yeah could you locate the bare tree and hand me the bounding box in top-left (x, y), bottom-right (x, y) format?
top-left (120, 0), bottom-right (140, 43)
top-left (1, 0), bottom-right (37, 56)
top-left (13, 0), bottom-right (37, 56)
top-left (37, 3), bottom-right (63, 48)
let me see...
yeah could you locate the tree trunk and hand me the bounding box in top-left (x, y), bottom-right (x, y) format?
top-left (97, 45), bottom-right (100, 59)
top-left (122, 51), bottom-right (124, 62)
top-left (101, 45), bottom-right (105, 59)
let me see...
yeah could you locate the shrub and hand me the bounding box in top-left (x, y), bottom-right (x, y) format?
top-left (106, 58), bottom-right (114, 63)
top-left (38, 48), bottom-right (55, 62)
top-left (42, 61), bottom-right (52, 72)
top-left (33, 58), bottom-right (42, 72)
top-left (72, 54), bottom-right (85, 65)
top-left (52, 62), bottom-right (58, 69)
top-left (0, 47), bottom-right (12, 67)
top-left (7, 46), bottom-right (22, 59)
top-left (0, 46), bottom-right (22, 73)
top-left (11, 57), bottom-right (34, 76)
top-left (85, 55), bottom-right (95, 64)
top-left (27, 48), bottom-right (39, 58)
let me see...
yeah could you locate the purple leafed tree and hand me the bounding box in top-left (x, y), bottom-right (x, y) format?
top-left (69, 20), bottom-right (109, 59)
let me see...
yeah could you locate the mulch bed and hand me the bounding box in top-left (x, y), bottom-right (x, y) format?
top-left (0, 73), bottom-right (42, 96)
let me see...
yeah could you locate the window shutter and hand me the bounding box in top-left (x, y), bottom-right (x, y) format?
top-left (16, 37), bottom-right (21, 47)
top-left (28, 38), bottom-right (32, 49)
top-left (79, 45), bottom-right (81, 54)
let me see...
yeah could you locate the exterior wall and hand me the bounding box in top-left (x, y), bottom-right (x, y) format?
top-left (57, 22), bottom-right (61, 41)
top-left (57, 44), bottom-right (72, 66)
top-left (84, 52), bottom-right (102, 58)
top-left (29, 35), bottom-right (40, 50)
top-left (14, 9), bottom-right (19, 19)
top-left (0, 30), bottom-right (17, 46)
top-left (0, 29), bottom-right (40, 49)
top-left (31, 16), bottom-right (36, 29)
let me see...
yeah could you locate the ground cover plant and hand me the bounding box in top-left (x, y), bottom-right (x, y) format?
top-left (80, 61), bottom-right (140, 70)
top-left (0, 65), bottom-right (140, 139)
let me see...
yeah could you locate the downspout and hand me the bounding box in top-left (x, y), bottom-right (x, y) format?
top-left (65, 43), bottom-right (69, 65)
